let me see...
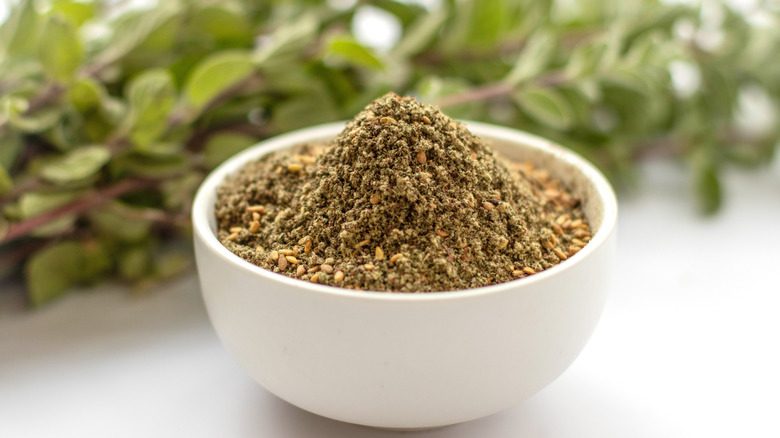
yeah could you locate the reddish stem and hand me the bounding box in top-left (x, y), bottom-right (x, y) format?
top-left (436, 71), bottom-right (569, 108)
top-left (1, 178), bottom-right (155, 244)
top-left (437, 83), bottom-right (513, 108)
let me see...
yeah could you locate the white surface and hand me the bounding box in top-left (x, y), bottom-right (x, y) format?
top-left (1, 160), bottom-right (779, 437)
top-left (191, 122), bottom-right (617, 428)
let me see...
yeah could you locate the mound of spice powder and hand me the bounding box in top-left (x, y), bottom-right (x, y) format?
top-left (215, 93), bottom-right (591, 292)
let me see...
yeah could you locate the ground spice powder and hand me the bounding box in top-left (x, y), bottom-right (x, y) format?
top-left (215, 93), bottom-right (591, 292)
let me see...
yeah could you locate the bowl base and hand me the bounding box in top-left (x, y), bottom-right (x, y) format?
top-left (358, 424), bottom-right (451, 433)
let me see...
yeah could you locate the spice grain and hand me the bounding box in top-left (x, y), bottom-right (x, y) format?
top-left (216, 93), bottom-right (590, 292)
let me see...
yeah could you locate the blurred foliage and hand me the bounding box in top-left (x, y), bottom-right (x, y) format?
top-left (1, 0), bottom-right (779, 306)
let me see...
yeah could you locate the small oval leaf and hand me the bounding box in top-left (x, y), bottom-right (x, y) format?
top-left (38, 14), bottom-right (84, 81)
top-left (514, 88), bottom-right (574, 130)
top-left (40, 146), bottom-right (111, 183)
top-left (183, 51), bottom-right (254, 111)
top-left (26, 241), bottom-right (84, 307)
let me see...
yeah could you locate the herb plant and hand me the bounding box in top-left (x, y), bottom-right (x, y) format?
top-left (1, 0), bottom-right (778, 305)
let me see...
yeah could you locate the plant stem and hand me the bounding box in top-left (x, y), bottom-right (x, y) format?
top-left (1, 178), bottom-right (156, 244)
top-left (437, 83), bottom-right (513, 108)
top-left (437, 71), bottom-right (569, 108)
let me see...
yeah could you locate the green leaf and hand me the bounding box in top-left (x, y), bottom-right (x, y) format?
top-left (90, 203), bottom-right (152, 243)
top-left (79, 240), bottom-right (112, 283)
top-left (50, 0), bottom-right (96, 27)
top-left (190, 5), bottom-right (252, 45)
top-left (391, 7), bottom-right (447, 58)
top-left (0, 132), bottom-right (23, 170)
top-left (253, 12), bottom-right (319, 67)
top-left (0, 216), bottom-right (8, 242)
top-left (0, 165), bottom-right (12, 195)
top-left (18, 190), bottom-right (82, 219)
top-left (155, 251), bottom-right (192, 279)
top-left (118, 246), bottom-right (151, 281)
top-left (125, 69), bottom-right (176, 147)
top-left (692, 151), bottom-right (722, 215)
top-left (325, 36), bottom-right (384, 70)
top-left (68, 77), bottom-right (106, 113)
top-left (371, 0), bottom-right (425, 27)
top-left (514, 88), bottom-right (575, 130)
top-left (505, 30), bottom-right (556, 87)
top-left (183, 51), bottom-right (254, 111)
top-left (134, 142), bottom-right (183, 158)
top-left (565, 41), bottom-right (609, 79)
top-left (203, 132), bottom-right (257, 169)
top-left (161, 172), bottom-right (203, 210)
top-left (0, 0), bottom-right (44, 57)
top-left (94, 5), bottom-right (178, 66)
top-left (38, 14), bottom-right (84, 81)
top-left (114, 152), bottom-right (190, 178)
top-left (39, 145), bottom-right (111, 183)
top-left (271, 91), bottom-right (340, 133)
top-left (2, 95), bottom-right (62, 133)
top-left (464, 0), bottom-right (508, 47)
top-left (26, 241), bottom-right (84, 307)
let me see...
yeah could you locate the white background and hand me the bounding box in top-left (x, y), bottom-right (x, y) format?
top-left (2, 159), bottom-right (779, 437)
top-left (2, 0), bottom-right (780, 435)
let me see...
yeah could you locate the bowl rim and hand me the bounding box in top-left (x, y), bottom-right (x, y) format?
top-left (192, 121), bottom-right (617, 302)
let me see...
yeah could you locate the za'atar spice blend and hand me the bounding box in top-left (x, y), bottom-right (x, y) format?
top-left (215, 93), bottom-right (591, 292)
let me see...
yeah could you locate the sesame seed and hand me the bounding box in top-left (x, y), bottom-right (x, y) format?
top-left (435, 229), bottom-right (449, 237)
top-left (288, 163), bottom-right (303, 172)
top-left (278, 255), bottom-right (288, 270)
top-left (285, 256), bottom-right (299, 264)
top-left (417, 150), bottom-right (427, 164)
top-left (482, 201), bottom-right (495, 210)
top-left (523, 267), bottom-right (536, 275)
top-left (320, 264), bottom-right (334, 274)
top-left (389, 253), bottom-right (404, 264)
top-left (296, 265), bottom-right (306, 277)
top-left (574, 229), bottom-right (592, 239)
top-left (370, 194), bottom-right (381, 205)
top-left (364, 263), bottom-right (375, 271)
top-left (246, 205), bottom-right (266, 214)
top-left (249, 221), bottom-right (260, 233)
top-left (229, 227), bottom-right (243, 233)
top-left (310, 273), bottom-right (320, 283)
top-left (375, 246), bottom-right (384, 261)
top-left (553, 248), bottom-right (568, 260)
top-left (334, 271), bottom-right (345, 283)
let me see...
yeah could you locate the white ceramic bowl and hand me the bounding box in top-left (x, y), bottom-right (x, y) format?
top-left (192, 121), bottom-right (617, 429)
